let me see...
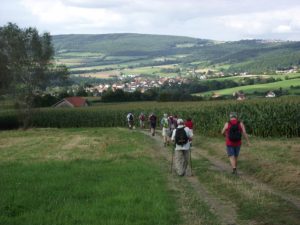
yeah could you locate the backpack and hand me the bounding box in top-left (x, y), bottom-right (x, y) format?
top-left (175, 127), bottom-right (189, 146)
top-left (162, 118), bottom-right (169, 128)
top-left (129, 114), bottom-right (133, 121)
top-left (150, 115), bottom-right (156, 122)
top-left (228, 121), bottom-right (242, 141)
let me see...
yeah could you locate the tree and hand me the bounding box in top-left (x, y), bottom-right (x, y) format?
top-left (0, 23), bottom-right (69, 127)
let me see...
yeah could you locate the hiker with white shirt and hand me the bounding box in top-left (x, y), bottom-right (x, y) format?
top-left (171, 118), bottom-right (193, 176)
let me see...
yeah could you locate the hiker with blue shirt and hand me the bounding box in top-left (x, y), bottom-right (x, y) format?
top-left (221, 112), bottom-right (250, 175)
top-left (171, 118), bottom-right (193, 176)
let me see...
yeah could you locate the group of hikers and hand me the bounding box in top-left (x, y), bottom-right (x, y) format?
top-left (126, 111), bottom-right (249, 177)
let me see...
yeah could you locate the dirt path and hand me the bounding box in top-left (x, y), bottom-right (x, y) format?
top-left (190, 146), bottom-right (300, 210)
top-left (140, 130), bottom-right (239, 225)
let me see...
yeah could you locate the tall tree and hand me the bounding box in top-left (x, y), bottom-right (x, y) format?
top-left (0, 23), bottom-right (69, 127)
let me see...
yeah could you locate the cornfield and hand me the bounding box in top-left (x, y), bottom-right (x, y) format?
top-left (0, 97), bottom-right (299, 137)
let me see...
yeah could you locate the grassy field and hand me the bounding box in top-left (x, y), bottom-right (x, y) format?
top-left (0, 127), bottom-right (299, 224)
top-left (193, 136), bottom-right (300, 197)
top-left (0, 128), bottom-right (181, 225)
top-left (77, 71), bottom-right (120, 79)
top-left (191, 135), bottom-right (300, 225)
top-left (197, 78), bottom-right (300, 96)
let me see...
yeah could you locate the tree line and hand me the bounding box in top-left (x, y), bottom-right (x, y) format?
top-left (0, 23), bottom-right (69, 126)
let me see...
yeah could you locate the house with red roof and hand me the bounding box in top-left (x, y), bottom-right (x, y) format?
top-left (53, 97), bottom-right (88, 108)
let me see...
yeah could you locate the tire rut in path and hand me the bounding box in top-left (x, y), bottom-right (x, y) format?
top-left (191, 146), bottom-right (300, 210)
top-left (140, 130), bottom-right (239, 225)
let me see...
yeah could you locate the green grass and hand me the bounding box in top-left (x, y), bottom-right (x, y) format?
top-left (69, 64), bottom-right (120, 71)
top-left (197, 78), bottom-right (300, 95)
top-left (122, 66), bottom-right (163, 76)
top-left (57, 52), bottom-right (105, 58)
top-left (192, 158), bottom-right (300, 225)
top-left (193, 135), bottom-right (300, 197)
top-left (1, 127), bottom-right (300, 224)
top-left (0, 128), bottom-right (180, 225)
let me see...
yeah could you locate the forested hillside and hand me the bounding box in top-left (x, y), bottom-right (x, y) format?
top-left (52, 34), bottom-right (300, 74)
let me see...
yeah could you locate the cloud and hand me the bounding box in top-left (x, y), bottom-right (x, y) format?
top-left (20, 0), bottom-right (125, 31)
top-left (1, 0), bottom-right (299, 40)
top-left (218, 7), bottom-right (300, 37)
top-left (273, 25), bottom-right (292, 33)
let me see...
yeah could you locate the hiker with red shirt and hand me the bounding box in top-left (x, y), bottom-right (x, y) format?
top-left (139, 112), bottom-right (145, 129)
top-left (221, 112), bottom-right (250, 175)
top-left (184, 117), bottom-right (193, 134)
top-left (184, 117), bottom-right (194, 145)
top-left (149, 113), bottom-right (157, 136)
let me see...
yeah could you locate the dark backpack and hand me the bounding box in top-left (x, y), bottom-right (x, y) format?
top-left (129, 114), bottom-right (133, 121)
top-left (175, 127), bottom-right (188, 145)
top-left (150, 115), bottom-right (156, 122)
top-left (228, 121), bottom-right (242, 141)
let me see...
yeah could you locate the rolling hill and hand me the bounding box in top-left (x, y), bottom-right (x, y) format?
top-left (52, 33), bottom-right (300, 75)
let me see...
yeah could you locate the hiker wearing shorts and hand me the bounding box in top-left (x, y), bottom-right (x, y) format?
top-left (149, 113), bottom-right (157, 136)
top-left (221, 112), bottom-right (250, 175)
top-left (171, 119), bottom-right (193, 176)
top-left (161, 113), bottom-right (170, 147)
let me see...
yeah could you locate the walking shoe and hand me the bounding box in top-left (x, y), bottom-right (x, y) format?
top-left (232, 168), bottom-right (237, 175)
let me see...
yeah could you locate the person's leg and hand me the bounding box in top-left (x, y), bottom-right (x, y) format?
top-left (175, 150), bottom-right (185, 176)
top-left (227, 146), bottom-right (237, 174)
top-left (162, 128), bottom-right (166, 146)
top-left (182, 150), bottom-right (189, 175)
top-left (232, 146), bottom-right (241, 174)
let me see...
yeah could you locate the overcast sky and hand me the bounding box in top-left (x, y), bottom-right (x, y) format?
top-left (1, 0), bottom-right (300, 41)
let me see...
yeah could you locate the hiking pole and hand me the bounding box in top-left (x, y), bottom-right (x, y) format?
top-left (189, 146), bottom-right (193, 176)
top-left (170, 148), bottom-right (174, 173)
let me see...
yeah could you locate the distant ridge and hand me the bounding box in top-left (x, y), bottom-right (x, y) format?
top-left (52, 33), bottom-right (300, 73)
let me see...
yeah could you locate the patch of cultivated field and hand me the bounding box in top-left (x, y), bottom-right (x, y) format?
top-left (197, 78), bottom-right (300, 96)
top-left (76, 71), bottom-right (120, 78)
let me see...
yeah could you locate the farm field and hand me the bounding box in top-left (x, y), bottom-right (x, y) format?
top-left (205, 73), bottom-right (300, 82)
top-left (0, 128), bottom-right (181, 225)
top-left (1, 97), bottom-right (300, 137)
top-left (0, 128), bottom-right (299, 225)
top-left (76, 71), bottom-right (120, 79)
top-left (197, 78), bottom-right (300, 96)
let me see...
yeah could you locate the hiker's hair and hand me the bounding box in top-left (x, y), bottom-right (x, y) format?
top-left (177, 118), bottom-right (184, 125)
top-left (230, 112), bottom-right (237, 118)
